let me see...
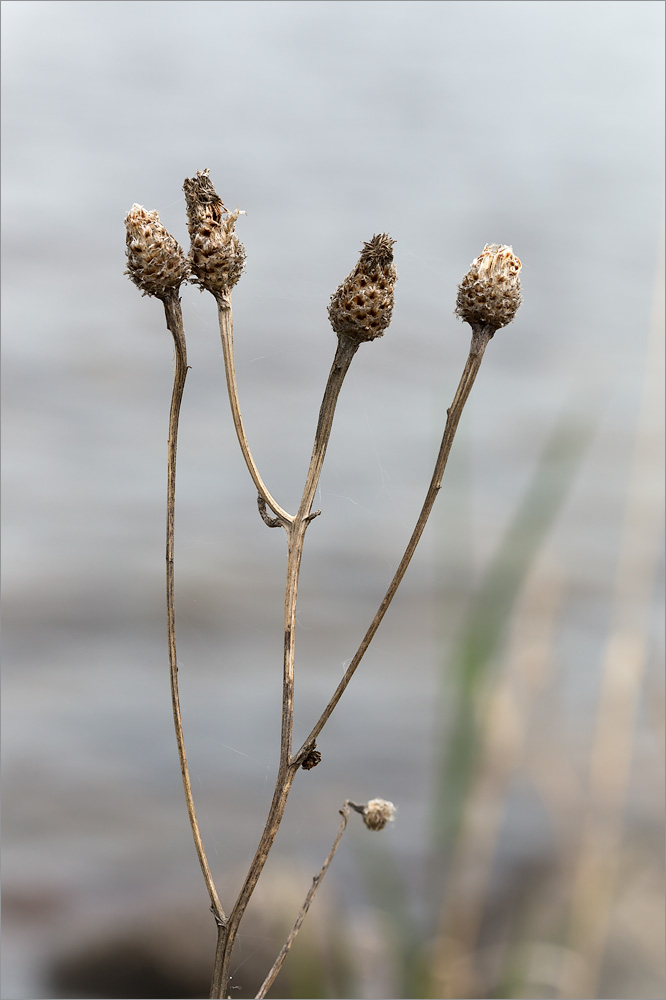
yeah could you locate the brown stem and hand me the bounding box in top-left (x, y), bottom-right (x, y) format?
top-left (209, 334), bottom-right (360, 998)
top-left (216, 294), bottom-right (292, 525)
top-left (255, 803), bottom-right (353, 999)
top-left (163, 292), bottom-right (224, 924)
top-left (296, 335), bottom-right (360, 521)
top-left (280, 336), bottom-right (359, 773)
top-left (296, 324), bottom-right (493, 761)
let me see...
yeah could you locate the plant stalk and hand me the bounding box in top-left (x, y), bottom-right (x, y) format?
top-left (216, 294), bottom-right (293, 524)
top-left (209, 321), bottom-right (489, 996)
top-left (255, 802), bottom-right (353, 999)
top-left (297, 324), bottom-right (493, 759)
top-left (164, 291), bottom-right (224, 924)
top-left (209, 334), bottom-right (359, 998)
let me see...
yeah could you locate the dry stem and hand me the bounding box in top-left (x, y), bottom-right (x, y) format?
top-left (296, 324), bottom-right (494, 760)
top-left (210, 332), bottom-right (359, 998)
top-left (210, 322), bottom-right (492, 996)
top-left (163, 291), bottom-right (224, 924)
top-left (216, 293), bottom-right (292, 524)
top-left (228, 324), bottom-right (494, 989)
top-left (255, 802), bottom-right (354, 999)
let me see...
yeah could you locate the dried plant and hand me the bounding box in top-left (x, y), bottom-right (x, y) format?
top-left (124, 172), bottom-right (522, 999)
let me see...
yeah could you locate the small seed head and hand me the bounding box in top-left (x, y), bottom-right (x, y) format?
top-left (183, 169), bottom-right (246, 297)
top-left (328, 234), bottom-right (397, 343)
top-left (362, 798), bottom-right (396, 831)
top-left (124, 204), bottom-right (188, 299)
top-left (301, 747), bottom-right (322, 770)
top-left (455, 244), bottom-right (522, 332)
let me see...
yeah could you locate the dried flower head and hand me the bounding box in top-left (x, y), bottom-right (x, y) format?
top-left (301, 747), bottom-right (323, 770)
top-left (124, 204), bottom-right (188, 299)
top-left (328, 234), bottom-right (397, 342)
top-left (183, 169), bottom-right (246, 297)
top-left (362, 798), bottom-right (396, 831)
top-left (455, 244), bottom-right (522, 332)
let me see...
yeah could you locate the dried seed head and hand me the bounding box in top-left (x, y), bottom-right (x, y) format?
top-left (362, 798), bottom-right (396, 831)
top-left (183, 169), bottom-right (246, 297)
top-left (124, 204), bottom-right (188, 299)
top-left (455, 244), bottom-right (522, 332)
top-left (301, 747), bottom-right (323, 770)
top-left (328, 234), bottom-right (397, 342)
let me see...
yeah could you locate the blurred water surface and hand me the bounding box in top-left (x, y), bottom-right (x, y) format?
top-left (2, 2), bottom-right (664, 997)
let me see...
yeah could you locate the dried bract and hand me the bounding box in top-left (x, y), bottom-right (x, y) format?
top-left (183, 169), bottom-right (246, 297)
top-left (362, 798), bottom-right (396, 831)
top-left (328, 233), bottom-right (397, 342)
top-left (455, 244), bottom-right (522, 332)
top-left (124, 204), bottom-right (188, 299)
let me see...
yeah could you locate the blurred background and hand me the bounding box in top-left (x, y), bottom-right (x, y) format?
top-left (2, 2), bottom-right (664, 997)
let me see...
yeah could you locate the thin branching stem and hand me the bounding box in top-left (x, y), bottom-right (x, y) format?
top-left (296, 335), bottom-right (360, 522)
top-left (216, 293), bottom-right (293, 524)
top-left (209, 334), bottom-right (360, 999)
top-left (163, 291), bottom-right (224, 925)
top-left (281, 336), bottom-right (359, 769)
top-left (255, 802), bottom-right (353, 999)
top-left (296, 324), bottom-right (494, 761)
top-left (209, 318), bottom-right (490, 997)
